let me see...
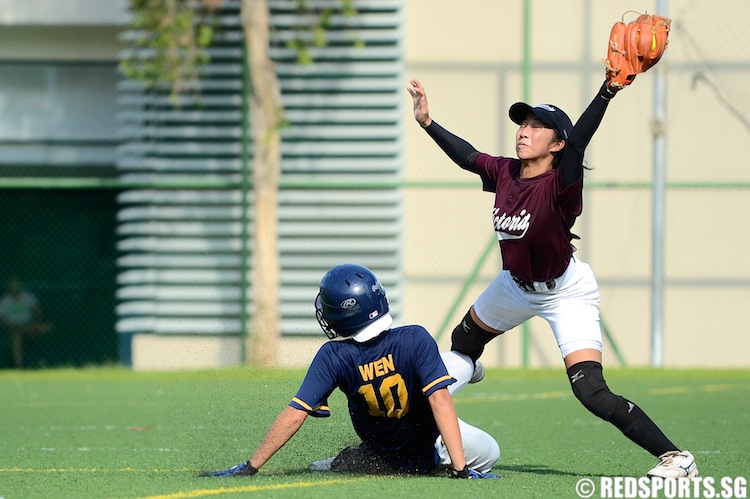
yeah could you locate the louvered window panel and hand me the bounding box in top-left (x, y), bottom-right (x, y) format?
top-left (116, 0), bottom-right (404, 338)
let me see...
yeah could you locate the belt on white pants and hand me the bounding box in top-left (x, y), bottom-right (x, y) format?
top-left (510, 258), bottom-right (577, 293)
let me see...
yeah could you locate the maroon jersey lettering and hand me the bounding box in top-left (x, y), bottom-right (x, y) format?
top-left (474, 154), bottom-right (582, 282)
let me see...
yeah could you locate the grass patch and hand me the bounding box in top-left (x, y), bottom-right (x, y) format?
top-left (1, 367), bottom-right (748, 498)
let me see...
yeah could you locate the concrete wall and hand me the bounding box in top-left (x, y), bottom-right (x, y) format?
top-left (0, 0), bottom-right (129, 25)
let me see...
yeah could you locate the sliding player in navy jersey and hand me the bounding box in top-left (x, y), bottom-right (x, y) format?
top-left (205, 264), bottom-right (500, 478)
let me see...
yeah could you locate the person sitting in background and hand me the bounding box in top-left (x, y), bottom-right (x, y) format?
top-left (0, 276), bottom-right (52, 369)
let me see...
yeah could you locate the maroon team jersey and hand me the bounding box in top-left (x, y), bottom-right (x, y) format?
top-left (472, 153), bottom-right (583, 282)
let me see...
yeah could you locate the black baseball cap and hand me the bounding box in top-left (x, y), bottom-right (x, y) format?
top-left (509, 102), bottom-right (573, 141)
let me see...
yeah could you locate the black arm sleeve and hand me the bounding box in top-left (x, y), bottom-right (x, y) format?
top-left (423, 121), bottom-right (480, 171)
top-left (560, 83), bottom-right (617, 189)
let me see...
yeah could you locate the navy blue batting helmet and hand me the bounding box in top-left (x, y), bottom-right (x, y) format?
top-left (315, 264), bottom-right (389, 339)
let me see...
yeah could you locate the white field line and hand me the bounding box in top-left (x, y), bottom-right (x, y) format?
top-left (453, 382), bottom-right (750, 404)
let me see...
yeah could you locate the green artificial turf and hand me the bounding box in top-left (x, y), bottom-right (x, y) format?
top-left (1, 367), bottom-right (748, 499)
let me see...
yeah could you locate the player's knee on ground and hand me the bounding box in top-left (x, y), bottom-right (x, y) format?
top-left (469, 431), bottom-right (501, 473)
top-left (450, 309), bottom-right (499, 362)
top-left (437, 420), bottom-right (501, 473)
top-left (566, 360), bottom-right (625, 421)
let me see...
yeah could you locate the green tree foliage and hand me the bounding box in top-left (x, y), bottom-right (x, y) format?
top-left (119, 0), bottom-right (219, 100)
top-left (286, 0), bottom-right (359, 65)
top-left (120, 0), bottom-right (359, 97)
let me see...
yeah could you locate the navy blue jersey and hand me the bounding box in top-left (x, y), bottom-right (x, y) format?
top-left (289, 325), bottom-right (456, 473)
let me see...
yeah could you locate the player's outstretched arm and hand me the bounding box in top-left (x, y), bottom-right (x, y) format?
top-left (407, 78), bottom-right (432, 128)
top-left (248, 405), bottom-right (308, 469)
top-left (204, 405), bottom-right (309, 476)
top-left (407, 79), bottom-right (480, 170)
top-left (428, 387), bottom-right (467, 471)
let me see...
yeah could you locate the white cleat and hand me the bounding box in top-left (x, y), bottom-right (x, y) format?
top-left (469, 360), bottom-right (485, 384)
top-left (647, 450), bottom-right (698, 478)
top-left (309, 457), bottom-right (335, 471)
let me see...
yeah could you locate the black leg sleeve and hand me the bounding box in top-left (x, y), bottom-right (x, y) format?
top-left (608, 397), bottom-right (679, 458)
top-left (567, 361), bottom-right (679, 457)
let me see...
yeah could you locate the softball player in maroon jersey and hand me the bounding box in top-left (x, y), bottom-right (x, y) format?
top-left (407, 78), bottom-right (697, 478)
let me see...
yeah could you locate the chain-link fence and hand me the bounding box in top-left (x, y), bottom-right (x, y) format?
top-left (402, 0), bottom-right (750, 368)
top-left (2, 0), bottom-right (750, 369)
top-left (0, 189), bottom-right (119, 369)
